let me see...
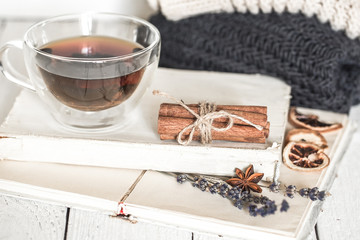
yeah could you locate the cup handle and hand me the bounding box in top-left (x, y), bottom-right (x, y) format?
top-left (0, 40), bottom-right (36, 92)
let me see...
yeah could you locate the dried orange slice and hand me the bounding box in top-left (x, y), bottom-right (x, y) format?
top-left (283, 141), bottom-right (330, 172)
top-left (285, 129), bottom-right (328, 148)
top-left (289, 107), bottom-right (342, 132)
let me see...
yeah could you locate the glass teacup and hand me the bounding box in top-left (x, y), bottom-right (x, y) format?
top-left (0, 12), bottom-right (161, 132)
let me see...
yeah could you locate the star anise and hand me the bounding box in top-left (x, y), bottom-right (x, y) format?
top-left (226, 165), bottom-right (264, 193)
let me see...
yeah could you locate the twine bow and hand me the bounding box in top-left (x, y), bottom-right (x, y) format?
top-left (153, 90), bottom-right (263, 146)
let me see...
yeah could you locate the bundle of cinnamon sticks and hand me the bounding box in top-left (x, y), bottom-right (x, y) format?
top-left (157, 103), bottom-right (270, 144)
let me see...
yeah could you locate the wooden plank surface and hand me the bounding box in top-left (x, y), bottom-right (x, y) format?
top-left (66, 208), bottom-right (193, 240)
top-left (0, 17), bottom-right (68, 240)
top-left (0, 194), bottom-right (67, 240)
top-left (192, 228), bottom-right (318, 240)
top-left (316, 105), bottom-right (360, 239)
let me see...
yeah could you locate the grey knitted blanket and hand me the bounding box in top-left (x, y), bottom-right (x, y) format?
top-left (150, 12), bottom-right (360, 113)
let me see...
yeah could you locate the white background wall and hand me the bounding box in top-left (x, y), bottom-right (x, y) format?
top-left (0, 0), bottom-right (155, 19)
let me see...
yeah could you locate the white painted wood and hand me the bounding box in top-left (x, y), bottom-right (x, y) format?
top-left (0, 69), bottom-right (291, 181)
top-left (120, 113), bottom-right (353, 240)
top-left (0, 0), bottom-right (155, 19)
top-left (308, 229), bottom-right (318, 240)
top-left (0, 161), bottom-right (145, 214)
top-left (1, 23), bottom-right (68, 240)
top-left (191, 224), bottom-right (318, 239)
top-left (316, 105), bottom-right (360, 240)
top-left (192, 230), bottom-right (318, 240)
top-left (0, 194), bottom-right (67, 240)
top-left (66, 208), bottom-right (192, 240)
top-left (193, 232), bottom-right (246, 240)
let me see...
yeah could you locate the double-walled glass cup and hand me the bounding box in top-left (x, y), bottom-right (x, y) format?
top-left (0, 13), bottom-right (161, 132)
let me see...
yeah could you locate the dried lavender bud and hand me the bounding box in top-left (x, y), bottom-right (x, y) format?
top-left (257, 207), bottom-right (267, 217)
top-left (286, 185), bottom-right (297, 192)
top-left (286, 192), bottom-right (295, 199)
top-left (280, 199), bottom-right (290, 212)
top-left (228, 186), bottom-right (241, 200)
top-left (242, 192), bottom-right (254, 202)
top-left (309, 187), bottom-right (319, 201)
top-left (209, 182), bottom-right (220, 194)
top-left (198, 178), bottom-right (208, 191)
top-left (309, 193), bottom-right (318, 201)
top-left (299, 188), bottom-right (310, 197)
top-left (265, 200), bottom-right (277, 215)
top-left (247, 194), bottom-right (255, 203)
top-left (310, 187), bottom-right (319, 194)
top-left (199, 186), bottom-right (207, 191)
top-left (234, 199), bottom-right (244, 210)
top-left (308, 191), bottom-right (317, 201)
top-left (176, 174), bottom-right (187, 184)
top-left (286, 185), bottom-right (297, 198)
top-left (317, 191), bottom-right (326, 201)
top-left (241, 191), bottom-right (250, 198)
top-left (269, 182), bottom-right (280, 193)
top-left (255, 200), bottom-right (277, 217)
top-left (249, 204), bottom-right (258, 217)
top-left (199, 178), bottom-right (208, 186)
top-left (260, 196), bottom-right (269, 205)
top-left (219, 183), bottom-right (229, 198)
top-left (253, 196), bottom-right (260, 204)
top-left (192, 182), bottom-right (199, 188)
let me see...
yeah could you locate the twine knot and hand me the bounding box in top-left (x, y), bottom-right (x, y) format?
top-left (153, 90), bottom-right (263, 145)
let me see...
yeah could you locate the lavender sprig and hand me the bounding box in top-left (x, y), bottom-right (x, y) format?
top-left (268, 183), bottom-right (330, 201)
top-left (173, 172), bottom-right (330, 217)
top-left (174, 173), bottom-right (286, 217)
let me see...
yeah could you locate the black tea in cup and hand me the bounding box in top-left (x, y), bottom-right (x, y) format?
top-left (37, 36), bottom-right (145, 111)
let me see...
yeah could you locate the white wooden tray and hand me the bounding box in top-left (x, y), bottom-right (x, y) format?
top-left (0, 69), bottom-right (355, 240)
top-left (0, 68), bottom-right (291, 181)
top-left (0, 109), bottom-right (355, 240)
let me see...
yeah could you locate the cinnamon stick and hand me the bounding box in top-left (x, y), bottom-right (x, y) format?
top-left (158, 116), bottom-right (269, 143)
top-left (212, 104), bottom-right (267, 115)
top-left (159, 103), bottom-right (268, 127)
top-left (264, 122), bottom-right (270, 138)
top-left (160, 134), bottom-right (266, 143)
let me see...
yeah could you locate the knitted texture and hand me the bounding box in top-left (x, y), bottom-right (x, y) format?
top-left (150, 12), bottom-right (360, 113)
top-left (147, 0), bottom-right (360, 39)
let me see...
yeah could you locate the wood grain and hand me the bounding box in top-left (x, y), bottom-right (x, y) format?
top-left (159, 103), bottom-right (268, 127)
top-left (0, 195), bottom-right (67, 240)
top-left (66, 208), bottom-right (193, 240)
top-left (193, 231), bottom-right (318, 240)
top-left (158, 116), bottom-right (268, 143)
top-left (316, 105), bottom-right (360, 240)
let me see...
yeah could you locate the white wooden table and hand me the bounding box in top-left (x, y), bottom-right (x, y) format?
top-left (0, 18), bottom-right (359, 240)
